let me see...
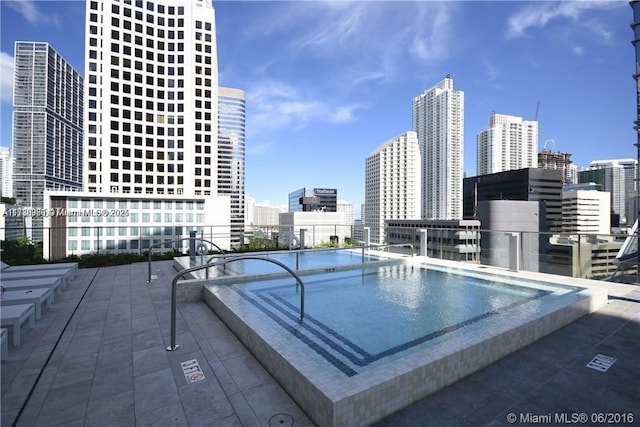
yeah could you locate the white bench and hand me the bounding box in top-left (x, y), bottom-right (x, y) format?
top-left (1, 262), bottom-right (78, 283)
top-left (1, 328), bottom-right (7, 360)
top-left (0, 269), bottom-right (73, 290)
top-left (0, 304), bottom-right (35, 346)
top-left (1, 277), bottom-right (62, 296)
top-left (1, 288), bottom-right (53, 320)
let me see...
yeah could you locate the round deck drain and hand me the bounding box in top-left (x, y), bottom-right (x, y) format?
top-left (268, 413), bottom-right (294, 427)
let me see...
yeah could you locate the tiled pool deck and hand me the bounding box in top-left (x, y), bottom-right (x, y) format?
top-left (1, 259), bottom-right (639, 426)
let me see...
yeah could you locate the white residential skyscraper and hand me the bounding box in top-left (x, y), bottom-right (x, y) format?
top-left (412, 75), bottom-right (464, 220)
top-left (12, 41), bottom-right (83, 242)
top-left (84, 0), bottom-right (218, 197)
top-left (477, 112), bottom-right (538, 175)
top-left (337, 200), bottom-right (355, 228)
top-left (41, 0), bottom-right (236, 259)
top-left (337, 200), bottom-right (356, 241)
top-left (365, 131), bottom-right (421, 244)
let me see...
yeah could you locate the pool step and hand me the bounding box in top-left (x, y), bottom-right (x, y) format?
top-left (231, 285), bottom-right (370, 377)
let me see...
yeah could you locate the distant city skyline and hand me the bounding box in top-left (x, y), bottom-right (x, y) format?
top-left (1, 1), bottom-right (636, 211)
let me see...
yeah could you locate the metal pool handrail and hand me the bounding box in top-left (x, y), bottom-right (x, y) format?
top-left (166, 255), bottom-right (305, 351)
top-left (147, 237), bottom-right (226, 283)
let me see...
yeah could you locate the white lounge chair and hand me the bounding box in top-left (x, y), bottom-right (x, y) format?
top-left (1, 277), bottom-right (63, 296)
top-left (0, 269), bottom-right (73, 290)
top-left (1, 262), bottom-right (78, 282)
top-left (0, 304), bottom-right (35, 346)
top-left (1, 287), bottom-right (53, 320)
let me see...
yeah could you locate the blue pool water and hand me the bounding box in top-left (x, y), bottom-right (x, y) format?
top-left (207, 249), bottom-right (385, 276)
top-left (220, 262), bottom-right (580, 376)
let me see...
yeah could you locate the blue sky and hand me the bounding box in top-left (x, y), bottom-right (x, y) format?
top-left (0, 1), bottom-right (636, 213)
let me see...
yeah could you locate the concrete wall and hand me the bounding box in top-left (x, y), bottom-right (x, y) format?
top-left (477, 200), bottom-right (544, 271)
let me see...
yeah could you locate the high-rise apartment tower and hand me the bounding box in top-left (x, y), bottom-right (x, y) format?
top-left (12, 41), bottom-right (83, 242)
top-left (412, 75), bottom-right (464, 220)
top-left (84, 0), bottom-right (218, 197)
top-left (476, 112), bottom-right (538, 176)
top-left (365, 131), bottom-right (421, 244)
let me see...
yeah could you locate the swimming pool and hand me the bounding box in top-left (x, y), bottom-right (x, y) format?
top-left (180, 248), bottom-right (389, 278)
top-left (226, 264), bottom-right (576, 377)
top-left (198, 254), bottom-right (607, 426)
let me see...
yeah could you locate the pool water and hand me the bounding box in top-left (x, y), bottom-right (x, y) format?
top-left (202, 249), bottom-right (385, 277)
top-left (221, 263), bottom-right (578, 377)
top-left (200, 255), bottom-right (605, 426)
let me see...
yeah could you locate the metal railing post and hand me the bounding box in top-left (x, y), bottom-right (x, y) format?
top-left (167, 255), bottom-right (305, 351)
top-left (577, 233), bottom-right (582, 278)
top-left (300, 228), bottom-right (306, 249)
top-left (147, 237), bottom-right (226, 283)
top-left (507, 232), bottom-right (521, 272)
top-left (476, 228), bottom-right (480, 264)
top-left (167, 273), bottom-right (179, 350)
top-left (189, 230), bottom-right (197, 262)
top-left (419, 229), bottom-right (428, 257)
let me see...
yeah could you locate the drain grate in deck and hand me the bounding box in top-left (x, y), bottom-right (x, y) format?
top-left (181, 359), bottom-right (205, 383)
top-left (586, 354), bottom-right (616, 372)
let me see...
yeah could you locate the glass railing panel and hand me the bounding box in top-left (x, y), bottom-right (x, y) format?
top-left (1, 225), bottom-right (638, 285)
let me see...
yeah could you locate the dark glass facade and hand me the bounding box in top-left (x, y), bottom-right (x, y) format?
top-left (288, 188), bottom-right (337, 212)
top-left (217, 87), bottom-right (246, 248)
top-left (462, 168), bottom-right (563, 232)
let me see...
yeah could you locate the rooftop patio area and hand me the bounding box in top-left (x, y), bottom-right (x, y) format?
top-left (1, 259), bottom-right (639, 426)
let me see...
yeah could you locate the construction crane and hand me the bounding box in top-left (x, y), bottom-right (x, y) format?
top-left (534, 100), bottom-right (541, 121)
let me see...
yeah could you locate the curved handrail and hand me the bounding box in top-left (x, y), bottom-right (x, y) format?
top-left (204, 252), bottom-right (229, 279)
top-left (147, 237), bottom-right (226, 283)
top-left (166, 255), bottom-right (305, 351)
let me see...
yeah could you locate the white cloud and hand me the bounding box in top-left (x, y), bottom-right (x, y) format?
top-left (246, 80), bottom-right (362, 137)
top-left (342, 69), bottom-right (387, 88)
top-left (0, 52), bottom-right (14, 104)
top-left (329, 105), bottom-right (361, 124)
top-left (482, 58), bottom-right (499, 82)
top-left (245, 142), bottom-right (272, 156)
top-left (287, 2), bottom-right (455, 61)
top-left (478, 58), bottom-right (503, 90)
top-left (5, 0), bottom-right (61, 27)
top-left (245, 2), bottom-right (458, 87)
top-left (507, 1), bottom-right (624, 39)
top-left (407, 4), bottom-right (454, 64)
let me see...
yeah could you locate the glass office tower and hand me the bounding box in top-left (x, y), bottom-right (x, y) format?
top-left (12, 42), bottom-right (83, 243)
